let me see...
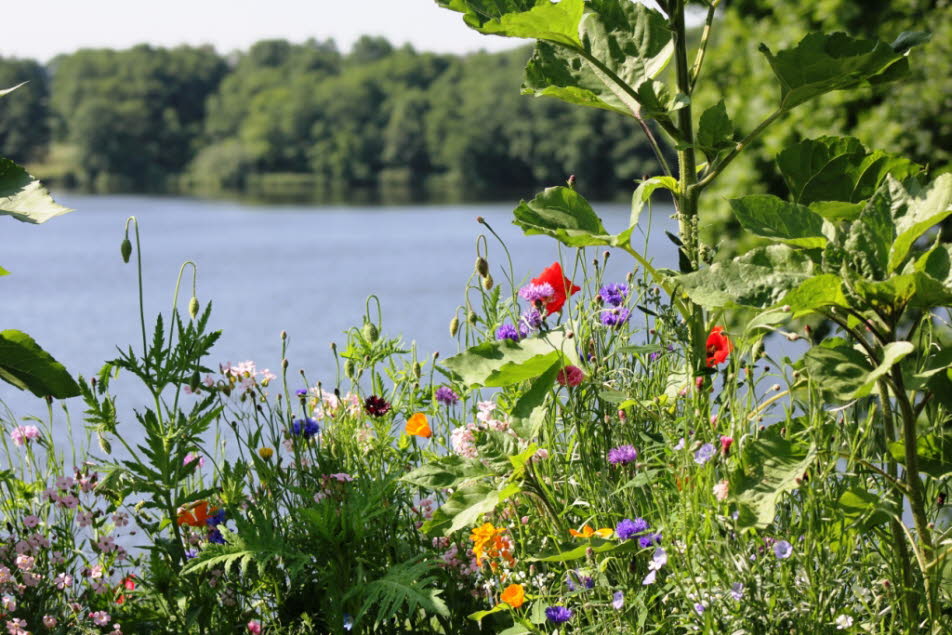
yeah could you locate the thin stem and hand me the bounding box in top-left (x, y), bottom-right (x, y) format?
top-left (689, 0), bottom-right (721, 92)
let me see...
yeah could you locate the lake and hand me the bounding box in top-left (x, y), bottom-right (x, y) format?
top-left (0, 193), bottom-right (679, 443)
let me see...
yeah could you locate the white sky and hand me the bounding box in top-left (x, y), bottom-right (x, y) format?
top-left (0, 0), bottom-right (531, 61)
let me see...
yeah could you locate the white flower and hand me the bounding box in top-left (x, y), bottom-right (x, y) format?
top-left (835, 615), bottom-right (853, 630)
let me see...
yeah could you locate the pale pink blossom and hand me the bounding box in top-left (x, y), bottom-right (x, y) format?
top-left (0, 567), bottom-right (10, 584)
top-left (77, 510), bottom-right (94, 527)
top-left (28, 533), bottom-right (50, 549)
top-left (42, 616), bottom-right (57, 628)
top-left (450, 426), bottom-right (478, 459)
top-left (247, 620), bottom-right (262, 634)
top-left (713, 480), bottom-right (730, 502)
top-left (54, 573), bottom-right (73, 589)
top-left (22, 515), bottom-right (40, 529)
top-left (13, 541), bottom-right (30, 554)
top-left (10, 425), bottom-right (40, 446)
top-left (55, 475), bottom-right (75, 490)
top-left (112, 512), bottom-right (129, 527)
top-left (1, 596), bottom-right (16, 612)
top-left (96, 535), bottom-right (116, 553)
top-left (184, 453), bottom-right (205, 468)
top-left (14, 555), bottom-right (34, 571)
top-left (89, 611), bottom-right (111, 627)
top-left (22, 572), bottom-right (41, 587)
top-left (5, 617), bottom-right (28, 635)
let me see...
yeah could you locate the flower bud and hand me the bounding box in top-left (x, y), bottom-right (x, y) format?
top-left (449, 315), bottom-right (460, 337)
top-left (120, 237), bottom-right (132, 263)
top-left (362, 321), bottom-right (379, 343)
top-left (98, 432), bottom-right (111, 454)
top-left (482, 274), bottom-right (494, 291)
top-left (188, 296), bottom-right (199, 320)
top-left (475, 257), bottom-right (489, 278)
top-left (467, 310), bottom-right (478, 325)
top-left (344, 359), bottom-right (356, 378)
top-left (258, 447), bottom-right (274, 461)
top-left (413, 362), bottom-right (422, 380)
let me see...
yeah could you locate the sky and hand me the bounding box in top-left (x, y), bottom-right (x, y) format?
top-left (1, 0), bottom-right (532, 62)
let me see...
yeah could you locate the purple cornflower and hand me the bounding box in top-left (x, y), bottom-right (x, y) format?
top-left (694, 443), bottom-right (716, 465)
top-left (599, 283), bottom-right (630, 307)
top-left (607, 444), bottom-right (638, 466)
top-left (185, 549), bottom-right (198, 560)
top-left (208, 528), bottom-right (225, 545)
top-left (292, 417), bottom-right (320, 438)
top-left (545, 606), bottom-right (573, 624)
top-left (565, 570), bottom-right (593, 592)
top-left (639, 532), bottom-right (662, 548)
top-left (730, 583), bottom-right (744, 600)
top-left (616, 518), bottom-right (649, 540)
top-left (774, 540), bottom-right (793, 559)
top-left (600, 307), bottom-right (631, 327)
top-left (648, 351), bottom-right (661, 362)
top-left (435, 387), bottom-right (459, 406)
top-left (521, 308), bottom-right (543, 330)
top-left (496, 322), bottom-right (525, 342)
top-left (295, 389), bottom-right (307, 398)
top-left (519, 282), bottom-right (555, 303)
top-left (612, 590), bottom-right (624, 610)
top-left (206, 509), bottom-right (226, 527)
top-left (694, 602), bottom-right (706, 616)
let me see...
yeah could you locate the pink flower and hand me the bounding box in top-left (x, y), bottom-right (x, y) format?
top-left (10, 425), bottom-right (40, 446)
top-left (720, 435), bottom-right (734, 456)
top-left (88, 563), bottom-right (105, 579)
top-left (55, 475), bottom-right (75, 490)
top-left (54, 573), bottom-right (73, 589)
top-left (22, 572), bottom-right (41, 587)
top-left (0, 567), bottom-right (10, 584)
top-left (247, 620), bottom-right (263, 634)
top-left (77, 510), bottom-right (94, 527)
top-left (42, 616), bottom-right (57, 628)
top-left (5, 618), bottom-right (27, 635)
top-left (713, 480), bottom-right (730, 502)
top-left (327, 473), bottom-right (353, 483)
top-left (28, 533), bottom-right (50, 549)
top-left (1, 596), bottom-right (16, 612)
top-left (112, 512), bottom-right (129, 527)
top-left (22, 515), bottom-right (40, 529)
top-left (556, 365), bottom-right (584, 387)
top-left (89, 611), bottom-right (111, 627)
top-left (96, 535), bottom-right (116, 553)
top-left (14, 555), bottom-right (34, 571)
top-left (184, 453), bottom-right (205, 468)
top-left (58, 494), bottom-right (79, 509)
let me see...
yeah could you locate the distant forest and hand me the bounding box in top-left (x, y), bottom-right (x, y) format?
top-left (0, 0), bottom-right (948, 203)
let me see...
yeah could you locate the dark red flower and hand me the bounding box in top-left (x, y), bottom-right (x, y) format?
top-left (531, 262), bottom-right (580, 315)
top-left (364, 395), bottom-right (391, 417)
top-left (705, 326), bottom-right (732, 367)
top-left (720, 435), bottom-right (734, 456)
top-left (116, 575), bottom-right (136, 604)
top-left (556, 365), bottom-right (584, 387)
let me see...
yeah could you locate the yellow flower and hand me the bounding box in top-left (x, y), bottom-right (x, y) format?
top-left (258, 447), bottom-right (274, 461)
top-left (406, 412), bottom-right (432, 438)
top-left (500, 583), bottom-right (525, 609)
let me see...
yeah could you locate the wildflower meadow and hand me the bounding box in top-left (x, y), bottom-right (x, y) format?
top-left (1, 1), bottom-right (951, 633)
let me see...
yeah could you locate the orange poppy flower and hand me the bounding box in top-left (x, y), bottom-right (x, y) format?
top-left (177, 500), bottom-right (216, 527)
top-left (569, 524), bottom-right (613, 539)
top-left (500, 583), bottom-right (525, 609)
top-left (406, 412), bottom-right (432, 438)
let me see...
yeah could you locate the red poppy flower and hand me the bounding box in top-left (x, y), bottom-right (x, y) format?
top-left (705, 326), bottom-right (732, 367)
top-left (531, 262), bottom-right (580, 315)
top-left (116, 575), bottom-right (136, 605)
top-left (177, 500), bottom-right (215, 527)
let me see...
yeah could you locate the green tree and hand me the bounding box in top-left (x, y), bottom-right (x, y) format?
top-left (0, 58), bottom-right (49, 163)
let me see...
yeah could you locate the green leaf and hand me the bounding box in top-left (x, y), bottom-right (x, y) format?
top-left (776, 136), bottom-right (921, 206)
top-left (436, 0), bottom-right (586, 47)
top-left (803, 339), bottom-right (912, 401)
top-left (0, 158), bottom-right (73, 224)
top-left (759, 33), bottom-right (910, 112)
top-left (402, 455), bottom-right (494, 490)
top-left (468, 604), bottom-right (509, 624)
top-left (696, 101), bottom-right (734, 161)
top-left (676, 245), bottom-right (814, 309)
top-left (513, 186), bottom-right (613, 247)
top-left (780, 274), bottom-right (848, 318)
top-left (0, 82), bottom-right (27, 98)
top-left (837, 487), bottom-right (896, 531)
top-left (853, 272), bottom-right (952, 311)
top-left (731, 428), bottom-right (816, 529)
top-left (888, 173), bottom-right (952, 272)
top-left (531, 537), bottom-right (637, 562)
top-left (889, 434), bottom-right (952, 480)
top-left (0, 330), bottom-right (81, 398)
top-left (522, 2), bottom-right (673, 118)
top-left (808, 200), bottom-right (864, 223)
top-left (916, 243), bottom-right (952, 288)
top-left (0, 265), bottom-right (8, 276)
top-left (630, 175), bottom-right (677, 229)
top-left (443, 329), bottom-right (578, 389)
top-left (843, 179), bottom-right (899, 281)
top-left (729, 195), bottom-right (827, 249)
top-left (890, 31), bottom-right (932, 55)
top-left (422, 481), bottom-right (521, 537)
top-left (509, 362), bottom-right (559, 437)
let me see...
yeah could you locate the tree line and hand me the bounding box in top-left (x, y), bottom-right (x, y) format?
top-left (0, 0), bottom-right (947, 203)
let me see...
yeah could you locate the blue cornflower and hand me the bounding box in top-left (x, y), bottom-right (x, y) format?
top-left (208, 528), bottom-right (226, 544)
top-left (295, 389), bottom-right (307, 397)
top-left (694, 443), bottom-right (716, 465)
top-left (608, 444), bottom-right (638, 466)
top-left (612, 590), bottom-right (624, 610)
top-left (730, 582), bottom-right (744, 600)
top-left (616, 518), bottom-right (649, 540)
top-left (600, 307), bottom-right (631, 328)
top-left (206, 509), bottom-right (226, 527)
top-left (545, 606), bottom-right (573, 624)
top-left (774, 540), bottom-right (793, 559)
top-left (292, 417), bottom-right (320, 438)
top-left (435, 386), bottom-right (459, 406)
top-left (639, 532), bottom-right (662, 548)
top-left (599, 283), bottom-right (630, 307)
top-left (565, 570), bottom-right (594, 592)
top-left (496, 322), bottom-right (525, 342)
top-left (185, 549), bottom-right (198, 560)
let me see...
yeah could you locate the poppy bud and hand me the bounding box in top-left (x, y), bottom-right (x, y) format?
top-left (189, 371), bottom-right (200, 391)
top-left (482, 274), bottom-right (494, 291)
top-left (344, 359), bottom-right (356, 378)
top-left (120, 237), bottom-right (132, 263)
top-left (98, 432), bottom-right (111, 454)
top-left (467, 310), bottom-right (478, 325)
top-left (362, 321), bottom-right (379, 343)
top-left (475, 257), bottom-right (489, 278)
top-left (188, 296), bottom-right (199, 320)
top-left (413, 362), bottom-right (422, 380)
top-left (449, 315), bottom-right (460, 337)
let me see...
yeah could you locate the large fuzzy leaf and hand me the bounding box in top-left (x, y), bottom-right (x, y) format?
top-left (760, 33), bottom-right (911, 112)
top-left (0, 330), bottom-right (80, 398)
top-left (0, 158), bottom-right (73, 224)
top-left (435, 0), bottom-right (585, 47)
top-left (444, 328), bottom-right (578, 388)
top-left (729, 195), bottom-right (827, 249)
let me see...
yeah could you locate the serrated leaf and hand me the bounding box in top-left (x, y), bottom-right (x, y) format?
top-left (0, 158), bottom-right (73, 224)
top-left (803, 339), bottom-right (871, 401)
top-left (436, 0), bottom-right (586, 47)
top-left (513, 186), bottom-right (611, 246)
top-left (853, 272), bottom-right (952, 311)
top-left (779, 274), bottom-right (848, 318)
top-left (760, 33), bottom-right (910, 111)
top-left (422, 481), bottom-right (521, 537)
top-left (731, 428), bottom-right (816, 529)
top-left (443, 328), bottom-right (578, 388)
top-left (402, 455), bottom-right (494, 490)
top-left (0, 330), bottom-right (80, 398)
top-left (509, 362), bottom-right (558, 437)
top-left (676, 245), bottom-right (814, 309)
top-left (696, 101), bottom-right (734, 161)
top-left (729, 195), bottom-right (827, 249)
top-left (888, 173), bottom-right (952, 272)
top-left (776, 136), bottom-right (921, 206)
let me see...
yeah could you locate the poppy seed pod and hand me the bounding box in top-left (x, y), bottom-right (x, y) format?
top-left (467, 309), bottom-right (477, 325)
top-left (344, 359), bottom-right (356, 379)
top-left (120, 237), bottom-right (132, 263)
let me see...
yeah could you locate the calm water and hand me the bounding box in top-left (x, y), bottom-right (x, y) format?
top-left (0, 193), bottom-right (678, 437)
